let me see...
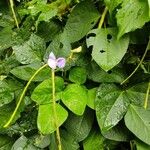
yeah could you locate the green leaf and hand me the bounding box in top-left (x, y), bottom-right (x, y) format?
top-left (63, 0), bottom-right (100, 43)
top-left (0, 81), bottom-right (14, 107)
top-left (104, 0), bottom-right (123, 12)
top-left (101, 124), bottom-right (130, 142)
top-left (148, 0), bottom-right (150, 17)
top-left (135, 140), bottom-right (150, 150)
top-left (0, 135), bottom-right (14, 150)
top-left (64, 109), bottom-right (94, 142)
top-left (13, 34), bottom-right (46, 64)
top-left (37, 104), bottom-right (68, 134)
top-left (87, 61), bottom-right (127, 83)
top-left (95, 83), bottom-right (130, 132)
top-left (83, 129), bottom-right (105, 150)
top-left (116, 0), bottom-right (150, 38)
top-left (125, 105), bottom-right (150, 145)
top-left (31, 77), bottom-right (64, 105)
top-left (11, 62), bottom-right (51, 81)
top-left (69, 67), bottom-right (87, 84)
top-left (87, 88), bottom-right (97, 110)
top-left (87, 28), bottom-right (129, 71)
top-left (62, 84), bottom-right (87, 115)
top-left (11, 135), bottom-right (39, 150)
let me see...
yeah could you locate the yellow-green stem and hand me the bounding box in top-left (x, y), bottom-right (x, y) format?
top-left (144, 82), bottom-right (150, 109)
top-left (3, 64), bottom-right (48, 128)
top-left (121, 40), bottom-right (150, 85)
top-left (10, 0), bottom-right (19, 28)
top-left (52, 70), bottom-right (62, 150)
top-left (98, 7), bottom-right (108, 29)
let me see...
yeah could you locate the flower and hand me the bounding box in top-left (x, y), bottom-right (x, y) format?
top-left (47, 52), bottom-right (66, 69)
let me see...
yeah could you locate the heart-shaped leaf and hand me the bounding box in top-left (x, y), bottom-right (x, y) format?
top-left (125, 105), bottom-right (150, 145)
top-left (86, 28), bottom-right (129, 71)
top-left (37, 104), bottom-right (68, 134)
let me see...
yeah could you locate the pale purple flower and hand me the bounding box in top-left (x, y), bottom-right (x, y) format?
top-left (47, 52), bottom-right (66, 70)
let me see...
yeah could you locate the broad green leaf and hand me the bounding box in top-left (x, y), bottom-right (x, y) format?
top-left (11, 62), bottom-right (50, 81)
top-left (102, 124), bottom-right (130, 142)
top-left (13, 34), bottom-right (46, 64)
top-left (126, 82), bottom-right (150, 107)
top-left (37, 104), bottom-right (68, 134)
top-left (64, 109), bottom-right (94, 142)
top-left (0, 81), bottom-right (14, 107)
top-left (11, 135), bottom-right (39, 150)
top-left (87, 61), bottom-right (127, 83)
top-left (49, 131), bottom-right (79, 150)
top-left (87, 28), bottom-right (129, 71)
top-left (0, 135), bottom-right (14, 150)
top-left (135, 140), bottom-right (150, 150)
top-left (62, 84), bottom-right (87, 115)
top-left (87, 88), bottom-right (97, 109)
top-left (116, 0), bottom-right (150, 38)
top-left (95, 83), bottom-right (130, 132)
top-left (69, 67), bottom-right (87, 84)
top-left (61, 130), bottom-right (80, 150)
top-left (83, 129), bottom-right (105, 150)
top-left (63, 0), bottom-right (100, 43)
top-left (104, 0), bottom-right (123, 12)
top-left (31, 77), bottom-right (64, 104)
top-left (149, 0), bottom-right (150, 17)
top-left (125, 105), bottom-right (150, 145)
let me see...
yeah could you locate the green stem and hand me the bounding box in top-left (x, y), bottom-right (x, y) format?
top-left (144, 82), bottom-right (150, 109)
top-left (121, 40), bottom-right (150, 85)
top-left (52, 70), bottom-right (62, 150)
top-left (98, 7), bottom-right (108, 29)
top-left (3, 64), bottom-right (48, 128)
top-left (10, 0), bottom-right (19, 28)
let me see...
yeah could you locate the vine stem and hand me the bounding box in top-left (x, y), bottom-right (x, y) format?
top-left (9, 0), bottom-right (19, 28)
top-left (144, 82), bottom-right (150, 109)
top-left (98, 7), bottom-right (108, 29)
top-left (121, 40), bottom-right (150, 85)
top-left (51, 70), bottom-right (62, 150)
top-left (3, 64), bottom-right (48, 128)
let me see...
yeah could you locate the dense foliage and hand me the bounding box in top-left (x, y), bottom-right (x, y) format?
top-left (0, 0), bottom-right (150, 149)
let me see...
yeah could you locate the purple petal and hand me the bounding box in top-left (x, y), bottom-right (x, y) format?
top-left (47, 58), bottom-right (57, 69)
top-left (49, 52), bottom-right (56, 60)
top-left (56, 57), bottom-right (66, 68)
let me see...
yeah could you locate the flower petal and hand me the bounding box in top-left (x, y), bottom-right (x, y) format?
top-left (49, 52), bottom-right (56, 60)
top-left (47, 58), bottom-right (57, 69)
top-left (57, 57), bottom-right (66, 68)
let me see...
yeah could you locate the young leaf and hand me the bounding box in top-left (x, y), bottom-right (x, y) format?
top-left (37, 104), bottom-right (68, 134)
top-left (135, 140), bottom-right (150, 150)
top-left (116, 0), bottom-right (150, 38)
top-left (87, 28), bottom-right (129, 71)
top-left (61, 84), bottom-right (87, 115)
top-left (13, 34), bottom-right (46, 64)
top-left (69, 67), bottom-right (87, 84)
top-left (95, 83), bottom-right (130, 132)
top-left (63, 0), bottom-right (100, 43)
top-left (31, 77), bottom-right (64, 105)
top-left (125, 105), bottom-right (150, 145)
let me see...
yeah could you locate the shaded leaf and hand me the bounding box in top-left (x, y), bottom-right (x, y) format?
top-left (11, 62), bottom-right (50, 81)
top-left (63, 0), bottom-right (100, 43)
